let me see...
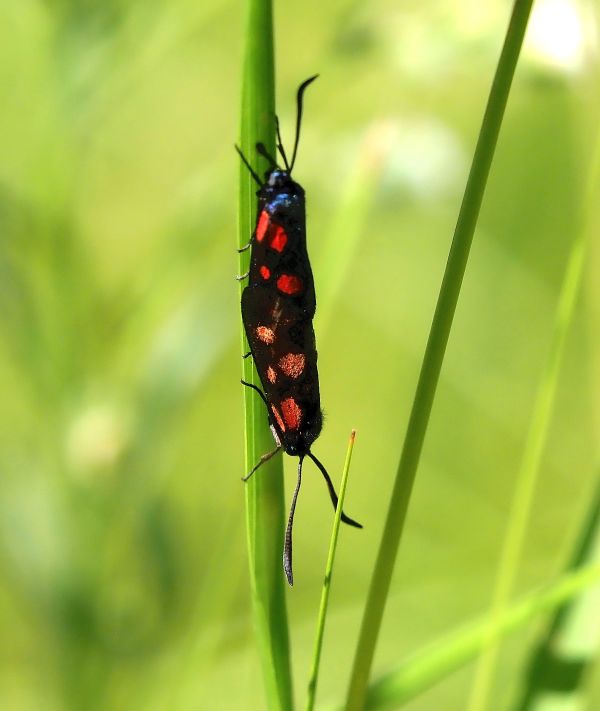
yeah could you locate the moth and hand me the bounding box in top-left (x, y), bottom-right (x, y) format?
top-left (237, 76), bottom-right (361, 585)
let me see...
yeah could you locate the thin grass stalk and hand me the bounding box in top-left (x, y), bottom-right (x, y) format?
top-left (345, 2), bottom-right (534, 707)
top-left (466, 130), bottom-right (600, 711)
top-left (305, 431), bottom-right (357, 711)
top-left (238, 1), bottom-right (293, 708)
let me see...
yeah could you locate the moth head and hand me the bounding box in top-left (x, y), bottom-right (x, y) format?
top-left (266, 168), bottom-right (293, 189)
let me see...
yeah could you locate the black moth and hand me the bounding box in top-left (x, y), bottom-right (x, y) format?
top-left (236, 76), bottom-right (361, 586)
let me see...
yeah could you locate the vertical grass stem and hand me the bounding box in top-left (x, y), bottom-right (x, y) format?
top-left (238, 1), bottom-right (293, 708)
top-left (345, 2), bottom-right (535, 707)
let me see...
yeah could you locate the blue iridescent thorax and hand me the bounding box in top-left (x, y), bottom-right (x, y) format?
top-left (265, 191), bottom-right (299, 214)
top-left (259, 169), bottom-right (305, 216)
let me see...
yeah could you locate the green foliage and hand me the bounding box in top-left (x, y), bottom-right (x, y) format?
top-left (357, 563), bottom-right (600, 710)
top-left (0, 1), bottom-right (597, 710)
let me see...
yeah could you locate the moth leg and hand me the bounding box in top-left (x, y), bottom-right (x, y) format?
top-left (240, 379), bottom-right (283, 480)
top-left (242, 351), bottom-right (252, 359)
top-left (283, 456), bottom-right (304, 586)
top-left (236, 271), bottom-right (250, 281)
top-left (242, 444), bottom-right (282, 482)
top-left (240, 379), bottom-right (268, 407)
top-left (307, 451), bottom-right (363, 529)
top-left (238, 242), bottom-right (251, 253)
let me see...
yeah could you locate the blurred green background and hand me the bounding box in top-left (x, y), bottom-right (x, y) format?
top-left (0, 0), bottom-right (598, 709)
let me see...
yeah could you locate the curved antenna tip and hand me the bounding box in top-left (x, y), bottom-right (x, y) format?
top-left (289, 74), bottom-right (319, 173)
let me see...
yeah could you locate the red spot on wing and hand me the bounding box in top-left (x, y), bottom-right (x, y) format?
top-left (268, 225), bottom-right (288, 253)
top-left (281, 397), bottom-right (302, 430)
top-left (278, 353), bottom-right (305, 379)
top-left (267, 366), bottom-right (277, 383)
top-left (256, 326), bottom-right (275, 344)
top-left (256, 210), bottom-right (269, 242)
top-left (277, 274), bottom-right (303, 295)
top-left (259, 265), bottom-right (271, 280)
top-left (271, 405), bottom-right (286, 432)
top-left (255, 213), bottom-right (288, 253)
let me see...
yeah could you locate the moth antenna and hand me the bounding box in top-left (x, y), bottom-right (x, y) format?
top-left (256, 142), bottom-right (278, 169)
top-left (235, 144), bottom-right (261, 186)
top-left (283, 456), bottom-right (304, 586)
top-left (307, 451), bottom-right (362, 528)
top-left (289, 74), bottom-right (319, 173)
top-left (275, 116), bottom-right (291, 172)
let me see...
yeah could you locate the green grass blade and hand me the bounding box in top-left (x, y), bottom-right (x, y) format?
top-left (465, 111), bottom-right (600, 711)
top-left (515, 476), bottom-right (600, 709)
top-left (353, 564), bottom-right (600, 710)
top-left (344, 2), bottom-right (534, 707)
top-left (305, 431), bottom-right (357, 711)
top-left (238, 1), bottom-right (293, 709)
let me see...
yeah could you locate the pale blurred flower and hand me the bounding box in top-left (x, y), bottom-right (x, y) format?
top-left (66, 403), bottom-right (129, 477)
top-left (380, 117), bottom-right (467, 201)
top-left (524, 0), bottom-right (596, 74)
